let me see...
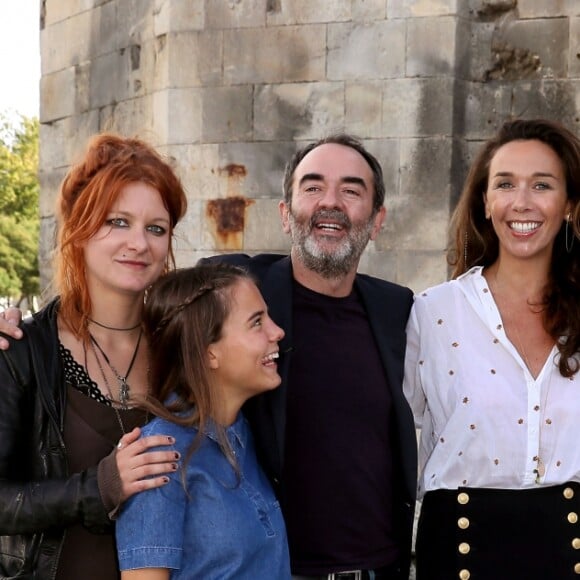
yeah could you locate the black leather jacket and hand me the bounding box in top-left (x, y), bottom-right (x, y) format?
top-left (0, 299), bottom-right (111, 579)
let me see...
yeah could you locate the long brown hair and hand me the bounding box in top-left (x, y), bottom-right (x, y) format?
top-left (55, 133), bottom-right (187, 340)
top-left (448, 118), bottom-right (580, 377)
top-left (142, 263), bottom-right (255, 472)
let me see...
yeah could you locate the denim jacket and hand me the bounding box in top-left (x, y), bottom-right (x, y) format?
top-left (116, 413), bottom-right (291, 579)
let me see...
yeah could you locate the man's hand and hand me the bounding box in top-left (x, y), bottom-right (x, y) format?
top-left (0, 308), bottom-right (24, 349)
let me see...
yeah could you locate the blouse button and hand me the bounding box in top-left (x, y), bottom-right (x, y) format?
top-left (457, 492), bottom-right (470, 505)
top-left (457, 517), bottom-right (470, 529)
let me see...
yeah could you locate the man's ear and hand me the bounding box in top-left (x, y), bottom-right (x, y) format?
top-left (279, 200), bottom-right (291, 234)
top-left (369, 206), bottom-right (386, 241)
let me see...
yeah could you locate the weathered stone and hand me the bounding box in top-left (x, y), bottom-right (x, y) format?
top-left (517, 0), bottom-right (580, 18)
top-left (406, 16), bottom-right (458, 77)
top-left (207, 0), bottom-right (267, 28)
top-left (489, 18), bottom-right (569, 79)
top-left (382, 78), bottom-right (455, 137)
top-left (202, 86), bottom-right (253, 142)
top-left (254, 83), bottom-right (345, 141)
top-left (328, 20), bottom-right (406, 80)
top-left (266, 0), bottom-right (351, 25)
top-left (345, 82), bottom-right (383, 139)
top-left (223, 26), bottom-right (326, 84)
top-left (389, 0), bottom-right (464, 17)
top-left (39, 0), bottom-right (580, 292)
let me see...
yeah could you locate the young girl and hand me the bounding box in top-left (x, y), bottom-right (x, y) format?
top-left (116, 263), bottom-right (291, 579)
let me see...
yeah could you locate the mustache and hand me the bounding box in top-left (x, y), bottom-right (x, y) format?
top-left (308, 209), bottom-right (351, 230)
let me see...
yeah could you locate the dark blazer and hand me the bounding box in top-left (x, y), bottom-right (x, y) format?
top-left (202, 253), bottom-right (417, 571)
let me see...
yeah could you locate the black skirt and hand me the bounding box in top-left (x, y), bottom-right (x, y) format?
top-left (416, 483), bottom-right (580, 580)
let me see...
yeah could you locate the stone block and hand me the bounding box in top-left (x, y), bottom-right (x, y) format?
top-left (172, 198), bottom-right (203, 253)
top-left (517, 0), bottom-right (580, 18)
top-left (244, 199), bottom-right (290, 251)
top-left (99, 94), bottom-right (157, 139)
top-left (510, 80), bottom-right (580, 132)
top-left (406, 17), bottom-right (457, 77)
top-left (387, 138), bottom-right (452, 251)
top-left (116, 0), bottom-right (156, 46)
top-left (389, 0), bottom-right (464, 17)
top-left (467, 21), bottom-right (497, 82)
top-left (356, 247), bottom-right (399, 284)
top-left (345, 81), bottom-right (383, 139)
top-left (571, 18), bottom-right (580, 78)
top-left (160, 31), bottom-right (223, 89)
top-left (460, 81), bottom-right (513, 139)
top-left (88, 52), bottom-right (124, 108)
top-left (352, 0), bottom-right (387, 21)
top-left (254, 82), bottom-right (345, 141)
top-left (44, 0), bottom-right (98, 26)
top-left (38, 167), bottom-right (67, 217)
top-left (154, 0), bottom-right (205, 35)
top-left (492, 18), bottom-right (569, 79)
top-left (266, 0), bottom-right (351, 25)
top-left (38, 111), bottom-right (100, 174)
top-left (41, 10), bottom-right (94, 74)
top-left (362, 138), bottom-right (401, 200)
top-left (217, 141), bottom-right (297, 199)
top-left (152, 88), bottom-right (203, 145)
top-left (38, 214), bottom-right (57, 293)
top-left (207, 0), bottom-right (267, 28)
top-left (223, 25), bottom-right (326, 84)
top-left (40, 68), bottom-right (77, 122)
top-left (382, 78), bottom-right (455, 137)
top-left (162, 143), bottom-right (221, 201)
top-left (397, 249), bottom-right (449, 293)
top-left (202, 86), bottom-right (253, 142)
top-left (328, 20), bottom-right (406, 80)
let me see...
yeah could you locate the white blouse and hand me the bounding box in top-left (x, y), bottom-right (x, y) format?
top-left (404, 266), bottom-right (580, 498)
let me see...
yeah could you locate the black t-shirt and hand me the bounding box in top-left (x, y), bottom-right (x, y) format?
top-left (282, 280), bottom-right (399, 574)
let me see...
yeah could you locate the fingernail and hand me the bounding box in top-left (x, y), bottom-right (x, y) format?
top-left (172, 463), bottom-right (178, 471)
top-left (174, 452), bottom-right (180, 460)
top-left (167, 436), bottom-right (175, 443)
top-left (162, 477), bottom-right (169, 483)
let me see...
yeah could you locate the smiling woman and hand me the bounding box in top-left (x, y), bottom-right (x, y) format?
top-left (404, 118), bottom-right (580, 580)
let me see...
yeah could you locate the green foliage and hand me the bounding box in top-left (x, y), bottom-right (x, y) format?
top-left (0, 113), bottom-right (40, 307)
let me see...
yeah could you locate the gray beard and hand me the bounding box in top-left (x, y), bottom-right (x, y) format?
top-left (288, 208), bottom-right (374, 279)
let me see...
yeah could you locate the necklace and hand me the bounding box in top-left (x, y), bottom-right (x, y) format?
top-left (89, 319), bottom-right (141, 331)
top-left (89, 328), bottom-right (143, 409)
top-left (87, 339), bottom-right (127, 433)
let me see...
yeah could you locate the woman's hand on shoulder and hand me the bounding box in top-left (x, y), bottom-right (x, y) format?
top-left (116, 427), bottom-right (179, 502)
top-left (0, 308), bottom-right (24, 349)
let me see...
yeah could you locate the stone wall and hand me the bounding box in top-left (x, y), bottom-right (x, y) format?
top-left (38, 0), bottom-right (580, 293)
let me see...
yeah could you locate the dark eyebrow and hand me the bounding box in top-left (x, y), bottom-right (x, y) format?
top-left (298, 173), bottom-right (368, 190)
top-left (247, 310), bottom-right (265, 324)
top-left (493, 171), bottom-right (559, 179)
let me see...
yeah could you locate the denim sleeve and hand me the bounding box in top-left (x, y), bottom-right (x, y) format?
top-left (116, 473), bottom-right (187, 571)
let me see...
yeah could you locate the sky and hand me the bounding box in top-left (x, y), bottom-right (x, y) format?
top-left (0, 3), bottom-right (41, 119)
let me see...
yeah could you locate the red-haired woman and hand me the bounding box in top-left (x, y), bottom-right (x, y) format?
top-left (0, 133), bottom-right (187, 579)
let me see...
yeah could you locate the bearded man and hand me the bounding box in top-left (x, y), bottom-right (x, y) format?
top-left (204, 135), bottom-right (417, 580)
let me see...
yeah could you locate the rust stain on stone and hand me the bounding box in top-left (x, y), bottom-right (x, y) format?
top-left (220, 164), bottom-right (247, 178)
top-left (206, 196), bottom-right (255, 250)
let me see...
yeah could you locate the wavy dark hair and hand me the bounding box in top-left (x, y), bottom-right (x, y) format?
top-left (448, 118), bottom-right (580, 377)
top-left (142, 263), bottom-right (254, 475)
